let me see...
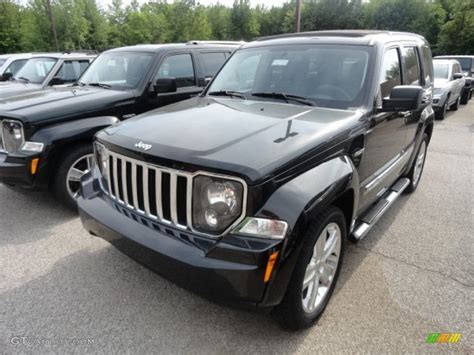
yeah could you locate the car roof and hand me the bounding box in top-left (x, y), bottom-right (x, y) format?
top-left (27, 52), bottom-right (97, 59)
top-left (433, 59), bottom-right (460, 65)
top-left (245, 30), bottom-right (427, 48)
top-left (106, 42), bottom-right (243, 54)
top-left (435, 55), bottom-right (474, 59)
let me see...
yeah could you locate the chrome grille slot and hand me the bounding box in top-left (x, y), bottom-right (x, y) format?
top-left (104, 149), bottom-right (193, 230)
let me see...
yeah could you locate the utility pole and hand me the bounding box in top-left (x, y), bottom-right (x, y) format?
top-left (295, 0), bottom-right (301, 33)
top-left (45, 0), bottom-right (59, 51)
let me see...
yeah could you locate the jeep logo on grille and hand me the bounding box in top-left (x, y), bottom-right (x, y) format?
top-left (134, 141), bottom-right (152, 151)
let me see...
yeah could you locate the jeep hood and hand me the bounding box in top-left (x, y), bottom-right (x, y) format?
top-left (434, 78), bottom-right (449, 89)
top-left (99, 97), bottom-right (362, 183)
top-left (0, 86), bottom-right (134, 124)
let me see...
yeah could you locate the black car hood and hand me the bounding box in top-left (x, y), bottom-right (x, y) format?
top-left (0, 86), bottom-right (135, 124)
top-left (0, 81), bottom-right (43, 99)
top-left (99, 97), bottom-right (363, 183)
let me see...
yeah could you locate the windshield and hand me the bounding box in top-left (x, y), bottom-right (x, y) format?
top-left (207, 44), bottom-right (374, 109)
top-left (14, 57), bottom-right (57, 84)
top-left (434, 63), bottom-right (449, 79)
top-left (0, 59), bottom-right (6, 67)
top-left (78, 51), bottom-right (154, 90)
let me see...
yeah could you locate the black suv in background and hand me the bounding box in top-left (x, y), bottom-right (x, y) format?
top-left (78, 31), bottom-right (434, 330)
top-left (0, 52), bottom-right (97, 98)
top-left (0, 42), bottom-right (240, 208)
top-left (435, 55), bottom-right (474, 104)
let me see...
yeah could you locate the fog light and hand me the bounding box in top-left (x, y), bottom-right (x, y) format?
top-left (234, 217), bottom-right (288, 240)
top-left (21, 142), bottom-right (44, 153)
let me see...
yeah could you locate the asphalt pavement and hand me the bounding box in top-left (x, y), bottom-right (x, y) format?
top-left (0, 102), bottom-right (472, 354)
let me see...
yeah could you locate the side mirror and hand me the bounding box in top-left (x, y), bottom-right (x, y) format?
top-left (452, 73), bottom-right (464, 80)
top-left (380, 85), bottom-right (423, 111)
top-left (154, 78), bottom-right (177, 94)
top-left (49, 77), bottom-right (65, 86)
top-left (0, 72), bottom-right (13, 82)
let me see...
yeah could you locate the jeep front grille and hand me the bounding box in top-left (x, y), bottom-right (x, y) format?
top-left (103, 149), bottom-right (192, 230)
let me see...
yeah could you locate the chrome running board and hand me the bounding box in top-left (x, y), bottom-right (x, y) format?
top-left (352, 177), bottom-right (410, 241)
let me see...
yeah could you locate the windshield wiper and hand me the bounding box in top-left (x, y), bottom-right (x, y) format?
top-left (17, 76), bottom-right (30, 83)
top-left (251, 92), bottom-right (316, 106)
top-left (74, 81), bottom-right (86, 87)
top-left (208, 90), bottom-right (246, 99)
top-left (87, 82), bottom-right (111, 89)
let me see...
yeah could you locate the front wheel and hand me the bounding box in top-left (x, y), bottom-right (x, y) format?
top-left (450, 95), bottom-right (460, 111)
top-left (276, 207), bottom-right (346, 330)
top-left (435, 101), bottom-right (447, 120)
top-left (53, 144), bottom-right (94, 210)
top-left (404, 134), bottom-right (428, 193)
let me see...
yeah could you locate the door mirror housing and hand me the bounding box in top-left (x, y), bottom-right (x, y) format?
top-left (49, 77), bottom-right (65, 86)
top-left (154, 78), bottom-right (177, 94)
top-left (0, 72), bottom-right (13, 82)
top-left (452, 73), bottom-right (464, 80)
top-left (380, 85), bottom-right (423, 111)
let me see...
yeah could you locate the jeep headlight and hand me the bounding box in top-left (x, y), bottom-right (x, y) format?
top-left (192, 176), bottom-right (244, 235)
top-left (2, 120), bottom-right (24, 152)
top-left (94, 142), bottom-right (109, 180)
top-left (433, 88), bottom-right (443, 95)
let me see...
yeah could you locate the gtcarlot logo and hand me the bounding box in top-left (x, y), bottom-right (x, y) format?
top-left (10, 336), bottom-right (95, 346)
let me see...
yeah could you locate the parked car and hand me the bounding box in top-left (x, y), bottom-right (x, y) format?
top-left (0, 53), bottom-right (33, 80)
top-left (0, 52), bottom-right (97, 98)
top-left (435, 55), bottom-right (474, 103)
top-left (0, 42), bottom-right (241, 208)
top-left (432, 59), bottom-right (465, 119)
top-left (78, 30), bottom-right (435, 330)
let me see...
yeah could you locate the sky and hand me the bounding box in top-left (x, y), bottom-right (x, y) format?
top-left (96, 0), bottom-right (290, 9)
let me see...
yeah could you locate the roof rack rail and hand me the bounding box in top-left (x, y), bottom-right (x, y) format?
top-left (62, 50), bottom-right (99, 55)
top-left (186, 40), bottom-right (245, 46)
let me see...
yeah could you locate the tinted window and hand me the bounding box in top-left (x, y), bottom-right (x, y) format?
top-left (455, 58), bottom-right (471, 72)
top-left (403, 47), bottom-right (421, 85)
top-left (209, 44), bottom-right (373, 109)
top-left (156, 53), bottom-right (195, 88)
top-left (201, 52), bottom-right (227, 77)
top-left (421, 45), bottom-right (433, 86)
top-left (79, 52), bottom-right (154, 90)
top-left (380, 48), bottom-right (401, 98)
top-left (14, 57), bottom-right (58, 84)
top-left (54, 60), bottom-right (91, 83)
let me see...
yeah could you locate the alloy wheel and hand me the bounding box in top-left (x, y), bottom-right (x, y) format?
top-left (66, 154), bottom-right (94, 198)
top-left (301, 222), bottom-right (342, 314)
top-left (412, 141), bottom-right (427, 186)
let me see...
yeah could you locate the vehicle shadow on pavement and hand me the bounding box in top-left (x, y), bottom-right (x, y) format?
top-left (1, 246), bottom-right (313, 353)
top-left (0, 185), bottom-right (77, 246)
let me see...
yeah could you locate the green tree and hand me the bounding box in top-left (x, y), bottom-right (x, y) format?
top-left (230, 0), bottom-right (259, 41)
top-left (0, 1), bottom-right (23, 53)
top-left (437, 0), bottom-right (474, 54)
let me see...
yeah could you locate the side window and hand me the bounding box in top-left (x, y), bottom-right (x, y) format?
top-left (54, 60), bottom-right (90, 83)
top-left (380, 48), bottom-right (401, 98)
top-left (5, 59), bottom-right (28, 75)
top-left (421, 45), bottom-right (433, 87)
top-left (155, 53), bottom-right (195, 88)
top-left (200, 52), bottom-right (227, 77)
top-left (403, 47), bottom-right (421, 85)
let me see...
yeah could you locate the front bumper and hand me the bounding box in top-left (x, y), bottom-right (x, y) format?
top-left (78, 174), bottom-right (285, 308)
top-left (0, 151), bottom-right (45, 189)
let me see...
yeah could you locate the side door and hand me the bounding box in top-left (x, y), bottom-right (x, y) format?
top-left (452, 63), bottom-right (464, 97)
top-left (151, 52), bottom-right (201, 107)
top-left (49, 59), bottom-right (91, 87)
top-left (357, 46), bottom-right (409, 211)
top-left (197, 51), bottom-right (231, 86)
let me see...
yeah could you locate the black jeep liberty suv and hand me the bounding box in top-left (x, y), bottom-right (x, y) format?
top-left (0, 42), bottom-right (240, 209)
top-left (78, 31), bottom-right (435, 330)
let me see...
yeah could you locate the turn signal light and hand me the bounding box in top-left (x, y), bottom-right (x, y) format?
top-left (264, 251), bottom-right (279, 283)
top-left (30, 158), bottom-right (39, 175)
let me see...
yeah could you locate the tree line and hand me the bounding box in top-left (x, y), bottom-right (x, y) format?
top-left (0, 0), bottom-right (472, 56)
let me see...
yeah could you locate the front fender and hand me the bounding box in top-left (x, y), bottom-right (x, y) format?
top-left (257, 155), bottom-right (359, 307)
top-left (30, 116), bottom-right (119, 185)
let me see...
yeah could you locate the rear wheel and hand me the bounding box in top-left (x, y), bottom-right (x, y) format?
top-left (53, 144), bottom-right (94, 210)
top-left (276, 207), bottom-right (346, 330)
top-left (405, 134), bottom-right (428, 193)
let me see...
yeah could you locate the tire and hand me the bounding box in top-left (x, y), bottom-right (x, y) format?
top-left (404, 133), bottom-right (428, 194)
top-left (53, 144), bottom-right (94, 211)
top-left (450, 95), bottom-right (460, 111)
top-left (435, 101), bottom-right (447, 120)
top-left (276, 207), bottom-right (346, 330)
top-left (460, 90), bottom-right (469, 105)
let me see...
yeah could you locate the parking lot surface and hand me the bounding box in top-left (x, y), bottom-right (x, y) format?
top-left (1, 103), bottom-right (473, 354)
